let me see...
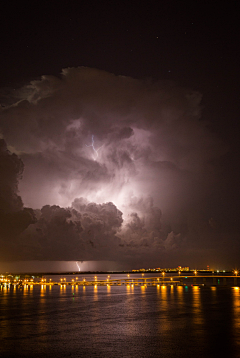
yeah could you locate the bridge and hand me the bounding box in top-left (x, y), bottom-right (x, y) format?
top-left (1, 275), bottom-right (239, 287)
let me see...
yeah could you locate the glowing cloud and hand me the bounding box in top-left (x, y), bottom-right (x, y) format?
top-left (0, 67), bottom-right (228, 266)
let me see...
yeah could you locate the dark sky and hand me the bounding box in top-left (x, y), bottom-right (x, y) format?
top-left (0, 1), bottom-right (240, 271)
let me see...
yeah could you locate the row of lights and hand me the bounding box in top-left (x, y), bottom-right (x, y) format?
top-left (41, 270), bottom-right (239, 287)
top-left (2, 270), bottom-right (239, 286)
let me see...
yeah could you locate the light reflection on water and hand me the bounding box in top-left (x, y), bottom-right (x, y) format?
top-left (1, 285), bottom-right (240, 357)
top-left (232, 287), bottom-right (240, 350)
top-left (192, 286), bottom-right (204, 325)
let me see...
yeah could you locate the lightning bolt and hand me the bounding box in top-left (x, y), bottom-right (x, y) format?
top-left (76, 262), bottom-right (81, 271)
top-left (86, 135), bottom-right (102, 161)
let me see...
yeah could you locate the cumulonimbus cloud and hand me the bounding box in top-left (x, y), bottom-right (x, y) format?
top-left (0, 67), bottom-right (229, 266)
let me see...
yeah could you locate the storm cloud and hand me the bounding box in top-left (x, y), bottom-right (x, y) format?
top-left (0, 67), bottom-right (232, 267)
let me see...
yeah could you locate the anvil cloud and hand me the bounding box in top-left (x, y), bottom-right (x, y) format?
top-left (0, 67), bottom-right (233, 268)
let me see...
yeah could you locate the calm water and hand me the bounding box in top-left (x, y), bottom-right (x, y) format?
top-left (1, 278), bottom-right (240, 357)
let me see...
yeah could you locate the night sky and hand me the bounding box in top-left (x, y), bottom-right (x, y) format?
top-left (0, 1), bottom-right (240, 271)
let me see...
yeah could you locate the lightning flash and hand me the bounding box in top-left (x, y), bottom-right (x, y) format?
top-left (76, 261), bottom-right (81, 271)
top-left (86, 135), bottom-right (102, 161)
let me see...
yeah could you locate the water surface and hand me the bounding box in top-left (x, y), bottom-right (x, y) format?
top-left (1, 281), bottom-right (240, 357)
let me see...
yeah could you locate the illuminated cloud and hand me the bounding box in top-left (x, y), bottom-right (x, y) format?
top-left (0, 67), bottom-right (229, 266)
